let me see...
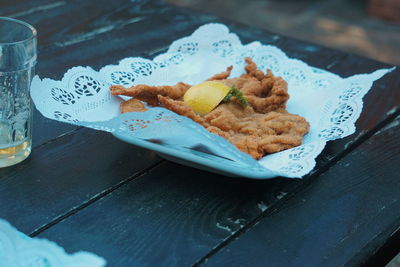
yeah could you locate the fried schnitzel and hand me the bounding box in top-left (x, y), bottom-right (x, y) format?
top-left (110, 58), bottom-right (309, 159)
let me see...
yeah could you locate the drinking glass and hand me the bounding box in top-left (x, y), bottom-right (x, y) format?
top-left (0, 17), bottom-right (37, 167)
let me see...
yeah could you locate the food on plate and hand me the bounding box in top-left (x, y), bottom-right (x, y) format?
top-left (110, 57), bottom-right (310, 159)
top-left (120, 98), bottom-right (148, 113)
top-left (110, 82), bottom-right (189, 107)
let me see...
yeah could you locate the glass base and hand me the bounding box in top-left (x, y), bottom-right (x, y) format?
top-left (0, 140), bottom-right (31, 167)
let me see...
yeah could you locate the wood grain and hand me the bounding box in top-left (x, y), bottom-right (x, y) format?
top-left (0, 2), bottom-right (216, 237)
top-left (30, 3), bottom-right (215, 147)
top-left (2, 0), bottom-right (198, 148)
top-left (0, 0), bottom-right (60, 18)
top-left (30, 11), bottom-right (351, 147)
top-left (4, 0), bottom-right (159, 49)
top-left (35, 118), bottom-right (400, 266)
top-left (33, 58), bottom-right (399, 267)
top-left (0, 128), bottom-right (161, 234)
top-left (24, 12), bottom-right (353, 240)
top-left (202, 117), bottom-right (400, 267)
top-left (35, 161), bottom-right (298, 266)
top-left (31, 25), bottom-right (400, 264)
top-left (1, 1), bottom-right (399, 266)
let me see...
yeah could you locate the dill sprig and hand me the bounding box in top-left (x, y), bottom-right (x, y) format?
top-left (222, 86), bottom-right (248, 108)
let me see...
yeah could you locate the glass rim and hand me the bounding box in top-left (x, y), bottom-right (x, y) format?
top-left (0, 16), bottom-right (37, 45)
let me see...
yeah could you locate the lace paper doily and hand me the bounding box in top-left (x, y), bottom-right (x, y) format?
top-left (30, 23), bottom-right (394, 178)
top-left (0, 219), bottom-right (106, 267)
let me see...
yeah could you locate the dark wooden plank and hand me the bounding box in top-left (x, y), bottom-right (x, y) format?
top-left (202, 22), bottom-right (400, 264)
top-left (360, 224), bottom-right (400, 267)
top-left (30, 52), bottom-right (399, 266)
top-left (35, 161), bottom-right (295, 266)
top-left (202, 117), bottom-right (400, 267)
top-left (27, 17), bottom-right (399, 261)
top-left (0, 4), bottom-right (228, 238)
top-left (31, 10), bottom-right (346, 146)
top-left (2, 0), bottom-right (150, 147)
top-left (31, 110), bottom-right (77, 148)
top-left (5, 0), bottom-right (396, 151)
top-left (32, 2), bottom-right (347, 78)
top-left (23, 0), bottom-right (350, 148)
top-left (0, 128), bottom-right (161, 234)
top-left (0, 0), bottom-right (61, 18)
top-left (2, 4), bottom-right (398, 266)
top-left (34, 117), bottom-right (400, 266)
top-left (19, 0), bottom-right (170, 49)
top-left (4, 0), bottom-right (180, 147)
top-left (31, 3), bottom-right (215, 147)
top-left (28, 4), bottom-right (399, 256)
top-left (36, 10), bottom-right (216, 78)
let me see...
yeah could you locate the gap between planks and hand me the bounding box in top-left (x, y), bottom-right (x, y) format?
top-left (347, 216), bottom-right (400, 266)
top-left (49, 16), bottom-right (146, 49)
top-left (27, 52), bottom-right (398, 246)
top-left (20, 5), bottom-right (399, 253)
top-left (193, 107), bottom-right (400, 266)
top-left (29, 160), bottom-right (165, 237)
top-left (7, 0), bottom-right (163, 56)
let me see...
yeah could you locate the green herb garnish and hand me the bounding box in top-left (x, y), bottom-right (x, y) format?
top-left (222, 86), bottom-right (249, 108)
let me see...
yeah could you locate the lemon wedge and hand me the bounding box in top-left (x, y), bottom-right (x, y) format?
top-left (183, 81), bottom-right (231, 115)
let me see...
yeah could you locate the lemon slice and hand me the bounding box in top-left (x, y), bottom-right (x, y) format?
top-left (183, 81), bottom-right (231, 115)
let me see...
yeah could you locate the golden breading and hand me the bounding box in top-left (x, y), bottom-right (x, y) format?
top-left (219, 58), bottom-right (289, 113)
top-left (157, 95), bottom-right (205, 124)
top-left (206, 66), bottom-right (233, 81)
top-left (110, 82), bottom-right (190, 106)
top-left (120, 98), bottom-right (148, 113)
top-left (204, 103), bottom-right (309, 159)
top-left (111, 57), bottom-right (310, 159)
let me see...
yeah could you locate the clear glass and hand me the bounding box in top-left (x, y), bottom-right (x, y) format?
top-left (0, 17), bottom-right (37, 167)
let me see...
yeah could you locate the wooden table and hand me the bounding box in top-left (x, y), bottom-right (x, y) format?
top-left (1, 0), bottom-right (399, 266)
